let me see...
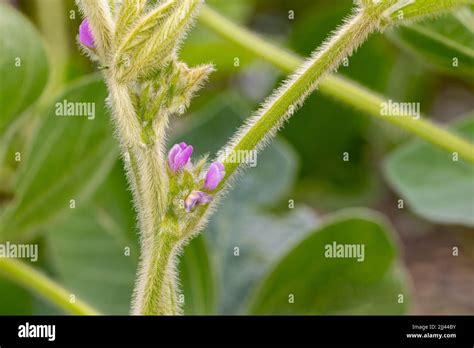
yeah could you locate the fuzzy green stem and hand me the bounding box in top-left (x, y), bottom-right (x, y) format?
top-left (79, 0), bottom-right (195, 316)
top-left (131, 231), bottom-right (179, 315)
top-left (220, 7), bottom-right (383, 178)
top-left (199, 5), bottom-right (474, 164)
top-left (107, 83), bottom-right (174, 316)
top-left (384, 0), bottom-right (474, 23)
top-left (0, 259), bottom-right (100, 315)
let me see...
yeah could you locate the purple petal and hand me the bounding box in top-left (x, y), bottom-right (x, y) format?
top-left (197, 191), bottom-right (212, 204)
top-left (168, 144), bottom-right (182, 171)
top-left (79, 19), bottom-right (95, 48)
top-left (214, 162), bottom-right (225, 172)
top-left (204, 162), bottom-right (225, 190)
top-left (173, 145), bottom-right (193, 171)
top-left (184, 190), bottom-right (212, 212)
top-left (168, 143), bottom-right (193, 172)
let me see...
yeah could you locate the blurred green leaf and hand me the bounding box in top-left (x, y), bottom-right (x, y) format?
top-left (47, 207), bottom-right (137, 314)
top-left (248, 210), bottom-right (409, 315)
top-left (209, 203), bottom-right (317, 314)
top-left (0, 277), bottom-right (33, 314)
top-left (284, 94), bottom-right (377, 205)
top-left (181, 34), bottom-right (256, 76)
top-left (205, 0), bottom-right (254, 21)
top-left (46, 163), bottom-right (138, 314)
top-left (0, 3), bottom-right (49, 133)
top-left (182, 0), bottom-right (256, 76)
top-left (0, 76), bottom-right (117, 240)
top-left (175, 95), bottom-right (318, 313)
top-left (93, 161), bottom-right (137, 245)
top-left (179, 235), bottom-right (216, 314)
top-left (384, 114), bottom-right (474, 227)
top-left (388, 9), bottom-right (474, 78)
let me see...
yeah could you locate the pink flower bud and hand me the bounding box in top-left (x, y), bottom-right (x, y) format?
top-left (184, 190), bottom-right (212, 212)
top-left (168, 142), bottom-right (193, 172)
top-left (79, 19), bottom-right (95, 48)
top-left (204, 162), bottom-right (225, 190)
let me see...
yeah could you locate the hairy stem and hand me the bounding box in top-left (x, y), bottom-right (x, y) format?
top-left (0, 259), bottom-right (100, 315)
top-left (383, 0), bottom-right (474, 23)
top-left (220, 7), bottom-right (382, 178)
top-left (199, 5), bottom-right (474, 164)
top-left (131, 231), bottom-right (179, 315)
top-left (107, 80), bottom-right (174, 315)
top-left (79, 0), bottom-right (204, 316)
top-left (104, 62), bottom-right (173, 315)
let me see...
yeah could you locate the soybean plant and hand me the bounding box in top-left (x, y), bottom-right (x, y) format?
top-left (76, 0), bottom-right (473, 315)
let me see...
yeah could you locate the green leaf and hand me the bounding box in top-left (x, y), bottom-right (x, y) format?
top-left (47, 207), bottom-right (138, 314)
top-left (209, 203), bottom-right (317, 314)
top-left (0, 3), bottom-right (49, 133)
top-left (384, 114), bottom-right (474, 226)
top-left (179, 235), bottom-right (216, 314)
top-left (0, 277), bottom-right (33, 314)
top-left (0, 75), bottom-right (117, 241)
top-left (180, 34), bottom-right (256, 75)
top-left (205, 0), bottom-right (254, 21)
top-left (93, 162), bottom-right (137, 245)
top-left (248, 210), bottom-right (409, 315)
top-left (171, 0), bottom-right (256, 76)
top-left (45, 162), bottom-right (137, 315)
top-left (388, 9), bottom-right (474, 78)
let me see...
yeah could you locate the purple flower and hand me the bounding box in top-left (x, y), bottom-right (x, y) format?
top-left (79, 19), bottom-right (95, 48)
top-left (168, 142), bottom-right (193, 172)
top-left (204, 162), bottom-right (225, 190)
top-left (184, 190), bottom-right (212, 212)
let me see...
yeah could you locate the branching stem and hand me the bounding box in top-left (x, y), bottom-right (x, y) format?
top-left (0, 259), bottom-right (100, 315)
top-left (199, 4), bottom-right (474, 164)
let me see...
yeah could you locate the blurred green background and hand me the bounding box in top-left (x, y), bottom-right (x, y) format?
top-left (0, 0), bottom-right (473, 315)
